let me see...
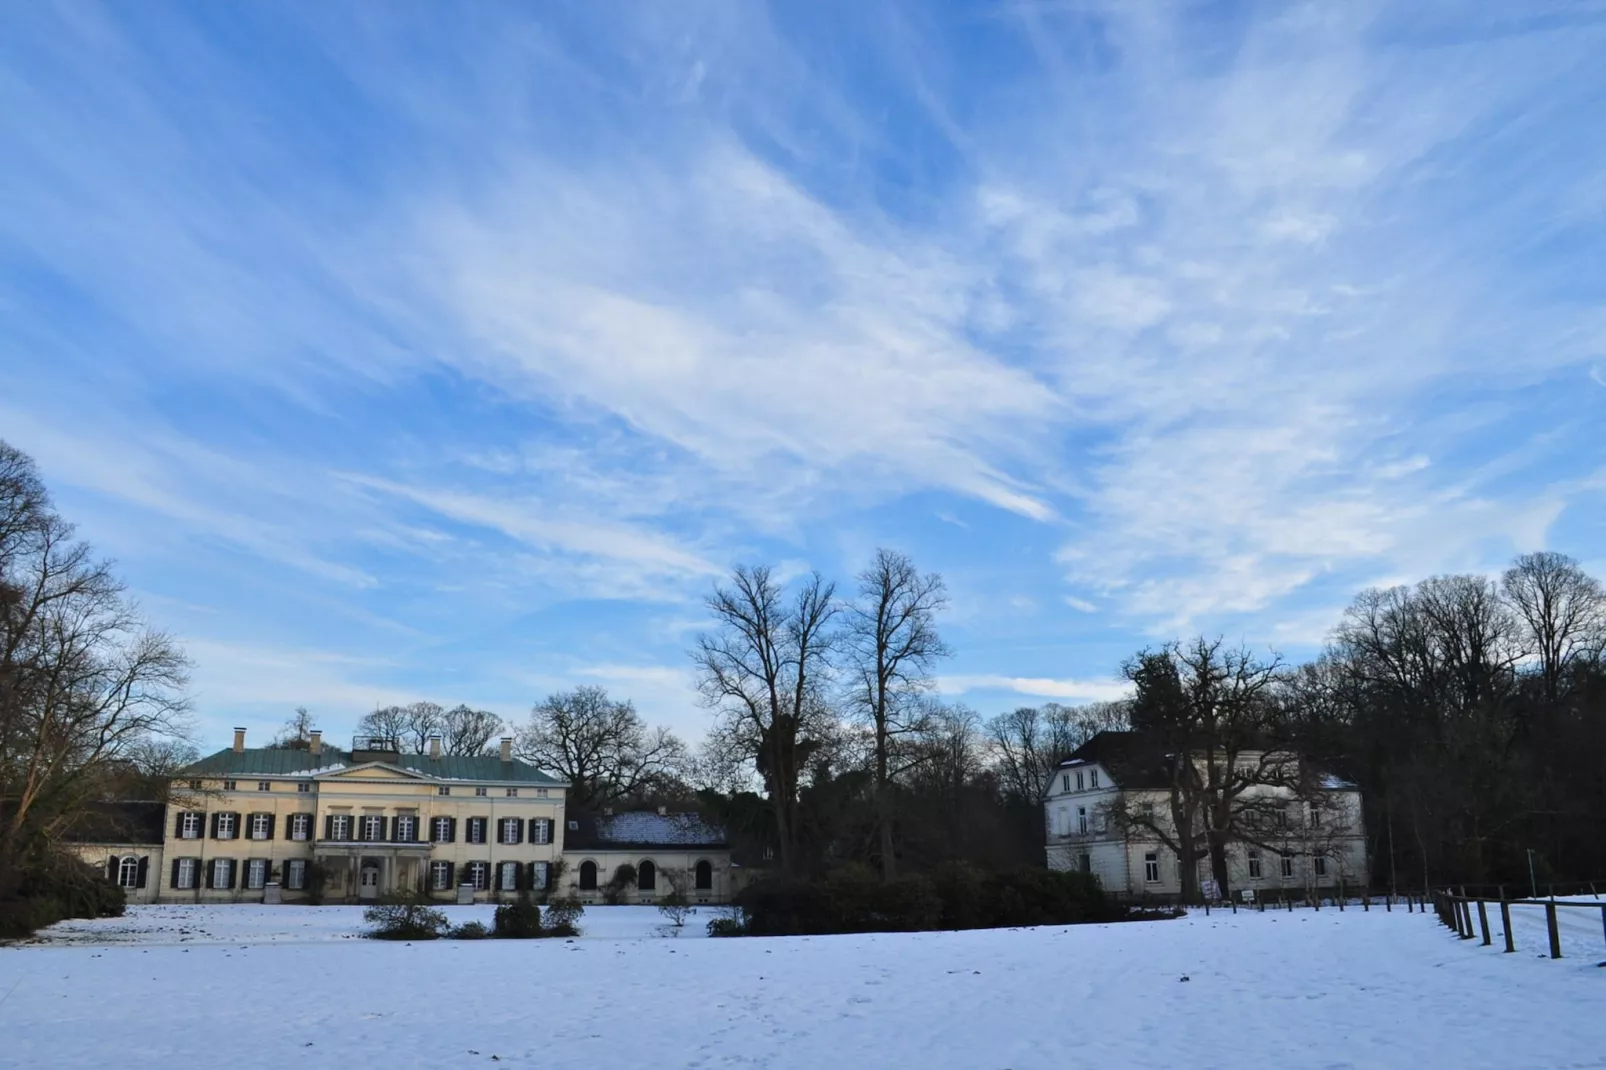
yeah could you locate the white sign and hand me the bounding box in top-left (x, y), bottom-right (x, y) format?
top-left (1201, 878), bottom-right (1220, 901)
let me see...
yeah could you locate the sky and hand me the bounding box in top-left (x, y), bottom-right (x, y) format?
top-left (2, 2), bottom-right (1604, 753)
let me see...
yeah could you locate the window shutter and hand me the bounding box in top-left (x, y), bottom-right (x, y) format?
top-left (210, 812), bottom-right (221, 839)
top-left (226, 859), bottom-right (237, 889)
top-left (106, 857), bottom-right (117, 881)
top-left (229, 812), bottom-right (241, 838)
top-left (265, 814), bottom-right (277, 840)
top-left (324, 815), bottom-right (334, 841)
top-left (376, 816), bottom-right (387, 842)
top-left (136, 857), bottom-right (149, 889)
top-left (445, 861), bottom-right (455, 888)
top-left (170, 858), bottom-right (182, 888)
top-left (174, 811), bottom-right (187, 838)
top-left (207, 859), bottom-right (217, 888)
top-left (448, 817), bottom-right (457, 843)
top-left (512, 817), bottom-right (524, 844)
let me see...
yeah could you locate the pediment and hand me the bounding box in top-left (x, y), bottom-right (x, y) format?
top-left (316, 762), bottom-right (430, 782)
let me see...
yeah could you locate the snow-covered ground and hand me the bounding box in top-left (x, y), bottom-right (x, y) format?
top-left (2, 904), bottom-right (1601, 1069)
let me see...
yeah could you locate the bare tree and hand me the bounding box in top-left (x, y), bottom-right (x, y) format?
top-left (1502, 551), bottom-right (1606, 704)
top-left (440, 704), bottom-right (504, 757)
top-left (0, 440), bottom-right (192, 901)
top-left (986, 701), bottom-right (1128, 804)
top-left (358, 701), bottom-right (443, 753)
top-left (271, 706), bottom-right (317, 749)
top-left (516, 685), bottom-right (687, 809)
top-left (691, 565), bottom-right (837, 877)
top-left (844, 549), bottom-right (951, 880)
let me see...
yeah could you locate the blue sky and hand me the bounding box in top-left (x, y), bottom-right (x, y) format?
top-left (3, 2), bottom-right (1604, 751)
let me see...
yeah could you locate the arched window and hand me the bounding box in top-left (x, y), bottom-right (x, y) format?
top-left (637, 859), bottom-right (656, 891)
top-left (695, 860), bottom-right (713, 890)
top-left (117, 856), bottom-right (140, 889)
top-left (578, 860), bottom-right (598, 890)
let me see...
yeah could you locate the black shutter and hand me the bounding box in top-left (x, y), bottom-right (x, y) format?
top-left (324, 815), bottom-right (334, 841)
top-left (207, 859), bottom-right (218, 889)
top-left (136, 856), bottom-right (149, 889)
top-left (265, 814), bottom-right (277, 840)
top-left (227, 859), bottom-right (237, 889)
top-left (448, 817), bottom-right (457, 843)
top-left (510, 817), bottom-right (524, 844)
top-left (174, 811), bottom-right (187, 838)
top-left (229, 812), bottom-right (241, 838)
top-left (210, 812), bottom-right (221, 839)
top-left (376, 816), bottom-right (386, 842)
top-left (170, 858), bottom-right (182, 888)
top-left (106, 857), bottom-right (118, 881)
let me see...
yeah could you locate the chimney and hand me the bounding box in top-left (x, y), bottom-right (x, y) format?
top-left (309, 729), bottom-right (322, 756)
top-left (429, 735), bottom-right (442, 760)
top-left (232, 727), bottom-right (246, 753)
top-left (499, 737), bottom-right (512, 763)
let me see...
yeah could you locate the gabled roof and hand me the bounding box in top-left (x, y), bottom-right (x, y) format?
top-left (565, 811), bottom-right (728, 851)
top-left (180, 747), bottom-right (565, 785)
top-left (1059, 731), bottom-right (1173, 789)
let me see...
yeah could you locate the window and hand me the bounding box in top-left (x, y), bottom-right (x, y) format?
top-left (1078, 854), bottom-right (1091, 874)
top-left (1139, 802), bottom-right (1156, 822)
top-left (500, 818), bottom-right (522, 845)
top-left (117, 856), bottom-right (141, 889)
top-left (1089, 769), bottom-right (1099, 789)
top-left (1275, 806), bottom-right (1290, 829)
top-left (568, 820), bottom-right (579, 831)
top-left (245, 859), bottom-right (268, 890)
top-left (1248, 850), bottom-right (1262, 880)
top-left (467, 861), bottom-right (489, 891)
top-left (179, 812), bottom-right (202, 839)
top-left (1144, 852), bottom-right (1160, 883)
top-left (432, 816), bottom-right (453, 843)
top-left (297, 782), bottom-right (311, 794)
top-left (216, 812), bottom-right (237, 839)
top-left (467, 818), bottom-right (487, 844)
top-left (475, 787), bottom-right (488, 797)
top-left (1077, 807), bottom-right (1088, 835)
top-left (1076, 772), bottom-right (1084, 792)
top-left (431, 861), bottom-right (453, 891)
top-left (257, 781), bottom-right (271, 792)
top-left (285, 860), bottom-right (307, 891)
top-left (1313, 856), bottom-right (1328, 877)
top-left (289, 813), bottom-right (311, 841)
top-left (537, 789), bottom-right (549, 799)
top-left (175, 858), bottom-right (197, 890)
top-left (223, 780), bottom-right (237, 791)
top-left (506, 788), bottom-right (519, 798)
top-left (329, 814), bottom-right (351, 841)
top-left (437, 786), bottom-right (451, 796)
top-left (532, 861), bottom-right (550, 890)
top-left (394, 815), bottom-right (417, 842)
top-left (360, 815), bottom-right (384, 841)
top-left (250, 813), bottom-right (271, 840)
top-left (695, 860), bottom-right (713, 890)
top-left (638, 860), bottom-right (657, 892)
top-left (1309, 805), bottom-right (1322, 828)
top-left (1281, 854), bottom-right (1294, 879)
top-left (1062, 774), bottom-right (1070, 792)
top-left (578, 860), bottom-right (598, 890)
top-left (530, 819), bottom-right (550, 845)
top-left (211, 858), bottom-right (233, 889)
top-left (499, 861), bottom-right (521, 892)
top-left (188, 780), bottom-right (202, 791)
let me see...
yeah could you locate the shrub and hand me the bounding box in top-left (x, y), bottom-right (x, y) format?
top-left (0, 850), bottom-right (126, 941)
top-left (450, 921), bottom-right (490, 940)
top-left (493, 891), bottom-right (545, 939)
top-left (364, 892), bottom-right (449, 940)
top-left (706, 909), bottom-right (745, 937)
top-left (603, 864), bottom-right (637, 906)
top-left (732, 864), bottom-right (1121, 937)
top-left (539, 859), bottom-right (569, 905)
top-left (544, 895), bottom-right (585, 937)
top-left (658, 888), bottom-right (695, 933)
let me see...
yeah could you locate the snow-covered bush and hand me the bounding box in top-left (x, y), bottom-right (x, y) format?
top-left (363, 893), bottom-right (449, 940)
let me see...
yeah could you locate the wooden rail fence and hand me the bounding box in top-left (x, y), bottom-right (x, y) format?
top-left (1432, 887), bottom-right (1606, 960)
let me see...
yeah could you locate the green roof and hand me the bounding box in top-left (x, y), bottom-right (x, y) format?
top-left (179, 747), bottom-right (565, 785)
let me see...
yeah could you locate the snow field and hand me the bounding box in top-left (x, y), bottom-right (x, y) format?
top-left (2, 905), bottom-right (1601, 1069)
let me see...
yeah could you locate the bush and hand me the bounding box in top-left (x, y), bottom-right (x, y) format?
top-left (363, 892), bottom-right (449, 940)
top-left (493, 891), bottom-right (545, 939)
top-left (0, 850), bottom-right (126, 941)
top-left (544, 895), bottom-right (585, 937)
top-left (449, 921), bottom-right (490, 940)
top-left (603, 864), bottom-right (637, 906)
top-left (658, 888), bottom-right (695, 932)
top-left (706, 910), bottom-right (745, 937)
top-left (731, 864), bottom-right (1122, 937)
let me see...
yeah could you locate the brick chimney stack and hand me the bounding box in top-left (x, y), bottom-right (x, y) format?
top-left (309, 729), bottom-right (322, 756)
top-left (232, 727), bottom-right (246, 753)
top-left (499, 737), bottom-right (512, 763)
top-left (429, 735), bottom-right (442, 760)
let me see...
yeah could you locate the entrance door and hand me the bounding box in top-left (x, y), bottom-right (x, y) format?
top-left (359, 865), bottom-right (380, 900)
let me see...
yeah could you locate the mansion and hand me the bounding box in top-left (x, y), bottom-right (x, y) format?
top-left (73, 729), bottom-right (736, 906)
top-left (1045, 731), bottom-right (1369, 901)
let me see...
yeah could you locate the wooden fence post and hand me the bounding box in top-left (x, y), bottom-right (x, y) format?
top-left (1546, 901), bottom-right (1562, 959)
top-left (1477, 899), bottom-right (1491, 946)
top-left (1599, 904), bottom-right (1605, 950)
top-left (1500, 899), bottom-right (1515, 953)
top-left (1461, 899), bottom-right (1476, 939)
